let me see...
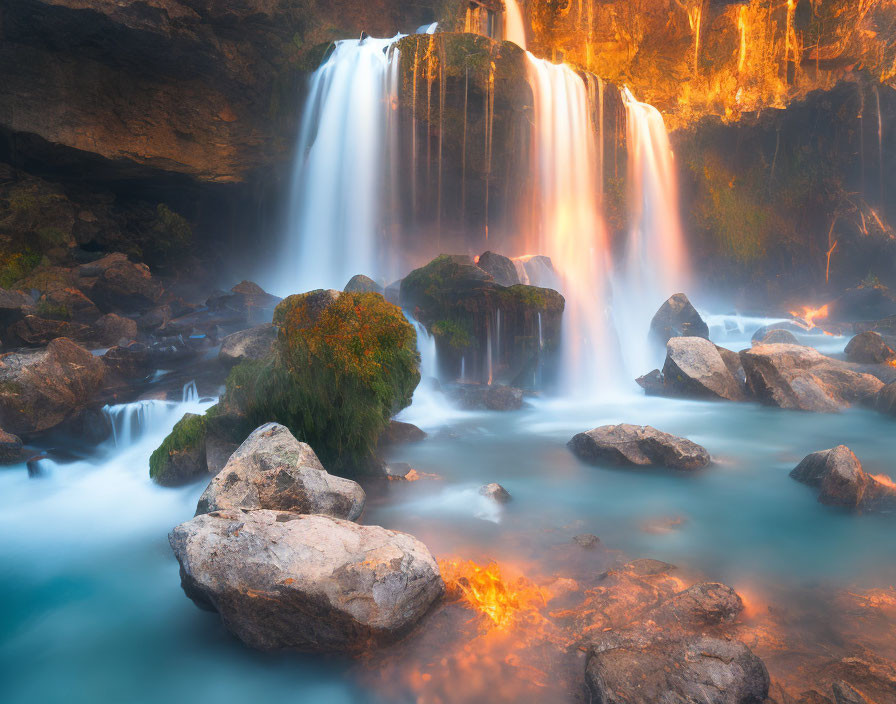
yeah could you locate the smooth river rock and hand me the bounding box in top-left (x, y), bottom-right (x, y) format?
top-left (662, 336), bottom-right (744, 400)
top-left (741, 344), bottom-right (883, 412)
top-left (790, 445), bottom-right (896, 510)
top-left (568, 424), bottom-right (710, 470)
top-left (169, 509), bottom-right (444, 651)
top-left (844, 331), bottom-right (896, 364)
top-left (218, 323), bottom-right (276, 366)
top-left (196, 423), bottom-right (365, 520)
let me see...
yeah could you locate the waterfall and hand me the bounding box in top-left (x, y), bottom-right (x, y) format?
top-left (612, 87), bottom-right (689, 377)
top-left (525, 53), bottom-right (615, 394)
top-left (505, 0), bottom-right (527, 49)
top-left (276, 35), bottom-right (402, 294)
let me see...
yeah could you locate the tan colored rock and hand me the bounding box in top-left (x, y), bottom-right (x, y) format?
top-left (569, 424), bottom-right (710, 470)
top-left (662, 337), bottom-right (744, 401)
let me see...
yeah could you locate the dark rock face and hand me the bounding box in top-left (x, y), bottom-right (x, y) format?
top-left (7, 315), bottom-right (91, 346)
top-left (831, 681), bottom-right (869, 704)
top-left (662, 337), bottom-right (744, 401)
top-left (150, 412), bottom-right (208, 486)
top-left (0, 428), bottom-right (24, 463)
top-left (649, 293), bottom-right (709, 346)
top-left (875, 381), bottom-right (896, 416)
top-left (479, 482), bottom-right (511, 503)
top-left (400, 255), bottom-right (564, 387)
top-left (0, 337), bottom-right (106, 434)
top-left (451, 384), bottom-right (525, 411)
top-left (569, 424), bottom-right (710, 470)
top-left (477, 251), bottom-right (520, 287)
top-left (378, 420), bottom-right (426, 446)
top-left (740, 344), bottom-right (884, 412)
top-left (646, 582), bottom-right (744, 627)
top-left (790, 445), bottom-right (896, 511)
top-left (586, 632), bottom-right (769, 704)
top-left (344, 275), bottom-right (384, 295)
top-left (102, 343), bottom-right (151, 379)
top-left (218, 324), bottom-right (276, 367)
top-left (635, 369), bottom-right (664, 395)
top-left (844, 331), bottom-right (896, 364)
top-left (196, 423), bottom-right (365, 521)
top-left (94, 313), bottom-right (137, 346)
top-left (169, 509), bottom-right (444, 652)
top-left (75, 253), bottom-right (162, 312)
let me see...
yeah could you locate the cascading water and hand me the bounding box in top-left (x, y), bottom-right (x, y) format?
top-left (276, 35), bottom-right (402, 294)
top-left (504, 0), bottom-right (527, 49)
top-left (612, 87), bottom-right (690, 377)
top-left (525, 53), bottom-right (616, 394)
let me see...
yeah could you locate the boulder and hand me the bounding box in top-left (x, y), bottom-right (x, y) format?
top-left (844, 331), bottom-right (896, 364)
top-left (7, 315), bottom-right (91, 346)
top-left (635, 369), bottom-right (664, 395)
top-left (662, 337), bottom-right (744, 401)
top-left (94, 313), bottom-right (137, 346)
top-left (479, 482), bottom-right (511, 503)
top-left (206, 281), bottom-right (282, 326)
top-left (751, 321), bottom-right (810, 343)
top-left (741, 344), bottom-right (883, 412)
top-left (102, 343), bottom-right (151, 379)
top-left (874, 381), bottom-right (896, 416)
top-left (149, 412), bottom-right (208, 486)
top-left (646, 582), bottom-right (744, 627)
top-left (757, 328), bottom-right (801, 345)
top-left (378, 420), bottom-right (427, 446)
top-left (0, 427), bottom-right (24, 463)
top-left (649, 293), bottom-right (709, 346)
top-left (569, 424), bottom-right (710, 470)
top-left (344, 274), bottom-right (384, 295)
top-left (195, 423), bottom-right (365, 521)
top-left (76, 252), bottom-right (162, 312)
top-left (273, 289), bottom-right (342, 329)
top-left (477, 251), bottom-right (520, 286)
top-left (218, 324), bottom-right (276, 366)
top-left (573, 533), bottom-right (600, 549)
top-left (0, 288), bottom-right (35, 328)
top-left (169, 509), bottom-right (444, 651)
top-left (37, 287), bottom-right (101, 323)
top-left (452, 384), bottom-right (525, 410)
top-left (790, 445), bottom-right (896, 510)
top-left (0, 337), bottom-right (106, 434)
top-left (586, 631), bottom-right (769, 704)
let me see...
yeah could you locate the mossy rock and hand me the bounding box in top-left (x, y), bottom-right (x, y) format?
top-left (149, 411), bottom-right (210, 486)
top-left (220, 291), bottom-right (420, 475)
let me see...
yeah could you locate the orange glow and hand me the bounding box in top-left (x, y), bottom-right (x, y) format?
top-left (870, 473), bottom-right (896, 489)
top-left (789, 304), bottom-right (829, 329)
top-left (438, 559), bottom-right (551, 629)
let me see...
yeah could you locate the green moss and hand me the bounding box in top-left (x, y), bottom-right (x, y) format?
top-left (149, 411), bottom-right (209, 484)
top-left (145, 204), bottom-right (192, 263)
top-left (36, 300), bottom-right (70, 320)
top-left (0, 250), bottom-right (41, 288)
top-left (222, 292), bottom-right (420, 475)
top-left (431, 318), bottom-right (474, 349)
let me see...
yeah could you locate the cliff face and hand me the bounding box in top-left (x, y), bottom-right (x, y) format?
top-left (0, 0), bottom-right (448, 183)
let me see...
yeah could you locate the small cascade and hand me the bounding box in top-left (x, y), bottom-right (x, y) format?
top-left (486, 320), bottom-right (494, 385)
top-left (612, 87), bottom-right (690, 377)
top-left (277, 35), bottom-right (403, 294)
top-left (525, 53), bottom-right (615, 394)
top-left (460, 356), bottom-right (466, 382)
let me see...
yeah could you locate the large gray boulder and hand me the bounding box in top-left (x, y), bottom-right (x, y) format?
top-left (586, 630), bottom-right (769, 704)
top-left (196, 423), bottom-right (365, 520)
top-left (569, 424), bottom-right (710, 470)
top-left (218, 323), bottom-right (276, 367)
top-left (169, 509), bottom-right (444, 651)
top-left (662, 337), bottom-right (744, 401)
top-left (649, 293), bottom-right (709, 346)
top-left (790, 445), bottom-right (896, 510)
top-left (741, 344), bottom-right (883, 412)
top-left (344, 274), bottom-right (384, 295)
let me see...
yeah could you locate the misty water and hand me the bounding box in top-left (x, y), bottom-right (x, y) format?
top-left (2, 320), bottom-right (894, 704)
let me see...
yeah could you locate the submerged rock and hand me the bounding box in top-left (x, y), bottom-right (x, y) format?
top-left (844, 331), bottom-right (896, 364)
top-left (586, 631), bottom-right (769, 704)
top-left (790, 445), bottom-right (896, 510)
top-left (477, 251), bottom-right (520, 286)
top-left (647, 581), bottom-right (744, 627)
top-left (218, 323), bottom-right (276, 367)
top-left (569, 424), bottom-right (710, 470)
top-left (479, 482), bottom-right (511, 503)
top-left (573, 533), bottom-right (601, 549)
top-left (662, 337), bottom-right (744, 401)
top-left (741, 344), bottom-right (883, 412)
top-left (196, 423), bottom-right (365, 520)
top-left (344, 274), bottom-right (383, 294)
top-left (169, 509), bottom-right (444, 652)
top-left (0, 337), bottom-right (106, 434)
top-left (378, 420), bottom-right (427, 446)
top-left (452, 383), bottom-right (525, 411)
top-left (649, 293), bottom-right (709, 346)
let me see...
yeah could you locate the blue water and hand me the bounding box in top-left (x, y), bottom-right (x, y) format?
top-left (2, 323), bottom-right (894, 703)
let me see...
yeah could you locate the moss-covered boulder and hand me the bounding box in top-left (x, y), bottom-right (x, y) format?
top-left (400, 254), bottom-right (564, 387)
top-left (149, 412), bottom-right (209, 486)
top-left (217, 290), bottom-right (420, 475)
